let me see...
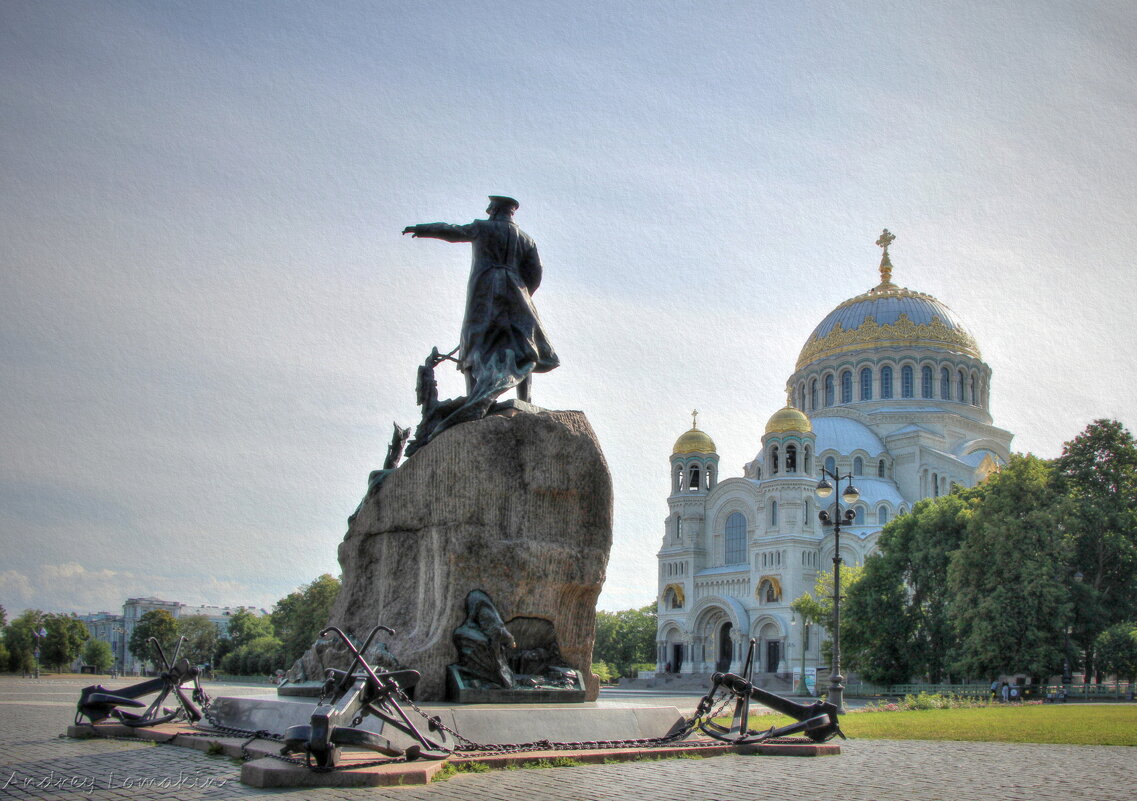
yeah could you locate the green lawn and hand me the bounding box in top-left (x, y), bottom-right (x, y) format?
top-left (750, 705), bottom-right (1137, 746)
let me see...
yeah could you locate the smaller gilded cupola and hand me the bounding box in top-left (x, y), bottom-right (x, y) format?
top-left (670, 409), bottom-right (719, 495)
top-left (761, 400), bottom-right (815, 478)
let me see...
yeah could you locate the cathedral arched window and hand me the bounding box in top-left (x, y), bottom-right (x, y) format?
top-left (957, 369), bottom-right (966, 403)
top-left (901, 365), bottom-right (914, 398)
top-left (769, 500), bottom-right (778, 526)
top-left (853, 456), bottom-right (863, 476)
top-left (770, 446), bottom-right (780, 475)
top-left (880, 366), bottom-right (893, 399)
top-left (970, 374), bottom-right (978, 406)
top-left (785, 444), bottom-right (797, 473)
top-left (809, 379), bottom-right (817, 410)
top-left (674, 465), bottom-right (684, 492)
top-left (824, 374), bottom-right (835, 407)
top-left (854, 505), bottom-right (865, 525)
top-left (725, 512), bottom-right (746, 565)
top-left (689, 465), bottom-right (700, 491)
top-left (824, 456), bottom-right (836, 475)
top-left (706, 463), bottom-right (717, 490)
top-left (877, 505), bottom-right (889, 525)
top-left (860, 368), bottom-right (872, 400)
top-left (803, 446), bottom-right (812, 475)
top-left (840, 370), bottom-right (852, 404)
top-left (940, 367), bottom-right (951, 400)
top-left (798, 383), bottom-right (806, 411)
top-left (878, 459), bottom-right (886, 478)
top-left (932, 472), bottom-right (939, 497)
top-left (922, 366), bottom-right (933, 398)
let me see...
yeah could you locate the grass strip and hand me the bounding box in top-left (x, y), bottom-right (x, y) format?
top-left (744, 705), bottom-right (1137, 746)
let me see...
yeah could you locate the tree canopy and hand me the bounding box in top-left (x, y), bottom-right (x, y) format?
top-left (271, 574), bottom-right (340, 667)
top-left (593, 604), bottom-right (656, 677)
top-left (129, 609), bottom-right (178, 667)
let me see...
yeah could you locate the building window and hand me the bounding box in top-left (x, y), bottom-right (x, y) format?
top-left (810, 379), bottom-right (817, 410)
top-left (725, 512), bottom-right (746, 565)
top-left (901, 365), bottom-right (914, 398)
top-left (877, 505), bottom-right (889, 525)
top-left (854, 505), bottom-right (865, 524)
top-left (941, 367), bottom-right (951, 400)
top-left (922, 366), bottom-right (933, 398)
top-left (824, 374), bottom-right (835, 406)
top-left (824, 456), bottom-right (836, 475)
top-left (689, 465), bottom-right (700, 491)
top-left (803, 446), bottom-right (812, 475)
top-left (771, 446), bottom-right (780, 475)
top-left (840, 370), bottom-right (852, 404)
top-left (971, 374), bottom-right (979, 406)
top-left (853, 456), bottom-right (863, 476)
top-left (860, 367), bottom-right (872, 400)
top-left (881, 366), bottom-right (893, 399)
top-left (878, 459), bottom-right (886, 478)
top-left (785, 444), bottom-right (797, 472)
top-left (769, 500), bottom-right (778, 526)
top-left (957, 369), bottom-right (966, 403)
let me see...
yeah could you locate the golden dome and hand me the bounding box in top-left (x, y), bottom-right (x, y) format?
top-left (765, 405), bottom-right (812, 435)
top-left (672, 426), bottom-right (716, 455)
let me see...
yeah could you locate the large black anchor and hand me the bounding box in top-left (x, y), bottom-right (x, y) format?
top-left (76, 636), bottom-right (208, 727)
top-left (696, 638), bottom-right (845, 744)
top-left (281, 625), bottom-right (454, 768)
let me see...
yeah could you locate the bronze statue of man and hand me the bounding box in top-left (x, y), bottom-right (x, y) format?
top-left (403, 196), bottom-right (559, 407)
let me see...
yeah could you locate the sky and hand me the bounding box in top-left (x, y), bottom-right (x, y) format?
top-left (2, 0), bottom-right (1135, 617)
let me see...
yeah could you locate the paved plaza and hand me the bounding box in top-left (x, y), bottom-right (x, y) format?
top-left (2, 675), bottom-right (1133, 801)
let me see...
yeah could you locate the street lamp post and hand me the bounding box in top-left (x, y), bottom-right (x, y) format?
top-left (816, 467), bottom-right (860, 714)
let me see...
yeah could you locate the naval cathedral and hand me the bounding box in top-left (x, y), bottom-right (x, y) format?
top-left (655, 232), bottom-right (1013, 682)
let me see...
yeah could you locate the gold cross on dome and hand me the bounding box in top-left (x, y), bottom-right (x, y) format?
top-left (691, 409), bottom-right (699, 429)
top-left (876, 228), bottom-right (896, 253)
top-left (875, 229), bottom-right (896, 286)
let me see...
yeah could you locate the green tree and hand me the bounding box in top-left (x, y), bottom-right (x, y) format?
top-left (593, 604), bottom-right (657, 677)
top-left (791, 565), bottom-right (866, 670)
top-left (225, 608), bottom-right (273, 650)
top-left (948, 454), bottom-right (1071, 679)
top-left (4, 610), bottom-right (45, 673)
top-left (175, 615), bottom-right (219, 666)
top-left (41, 613), bottom-right (89, 670)
top-left (83, 639), bottom-right (114, 673)
top-left (220, 635), bottom-right (286, 676)
top-left (843, 492), bottom-right (975, 683)
top-left (1053, 419), bottom-right (1137, 679)
top-left (1094, 623), bottom-right (1137, 683)
top-left (271, 574), bottom-right (341, 667)
top-left (129, 609), bottom-right (178, 669)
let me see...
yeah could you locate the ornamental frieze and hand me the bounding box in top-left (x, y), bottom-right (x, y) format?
top-left (796, 313), bottom-right (981, 369)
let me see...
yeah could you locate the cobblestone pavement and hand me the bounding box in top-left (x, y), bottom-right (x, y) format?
top-left (2, 676), bottom-right (1133, 800)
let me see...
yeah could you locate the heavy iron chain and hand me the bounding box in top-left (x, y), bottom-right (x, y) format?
top-left (389, 684), bottom-right (736, 758)
top-left (174, 681), bottom-right (747, 772)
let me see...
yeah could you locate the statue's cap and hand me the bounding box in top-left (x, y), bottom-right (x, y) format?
top-left (487, 195), bottom-right (519, 211)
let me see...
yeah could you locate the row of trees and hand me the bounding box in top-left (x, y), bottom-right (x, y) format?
top-left (0, 574), bottom-right (341, 676)
top-left (831, 419), bottom-right (1137, 684)
top-left (0, 607), bottom-right (95, 673)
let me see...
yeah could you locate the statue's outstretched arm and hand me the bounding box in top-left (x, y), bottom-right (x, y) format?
top-left (402, 222), bottom-right (476, 242)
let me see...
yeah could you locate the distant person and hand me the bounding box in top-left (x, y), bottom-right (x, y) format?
top-left (1001, 682), bottom-right (1010, 703)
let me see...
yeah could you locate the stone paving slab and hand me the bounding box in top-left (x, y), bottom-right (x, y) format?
top-left (3, 676), bottom-right (1134, 800)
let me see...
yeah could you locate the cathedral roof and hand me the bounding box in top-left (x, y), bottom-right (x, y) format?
top-left (811, 416), bottom-right (887, 456)
top-left (673, 411), bottom-right (717, 454)
top-left (765, 404), bottom-right (812, 435)
top-left (795, 231), bottom-right (980, 370)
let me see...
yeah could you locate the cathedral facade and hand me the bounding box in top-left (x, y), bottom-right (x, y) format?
top-left (655, 233), bottom-right (1013, 680)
